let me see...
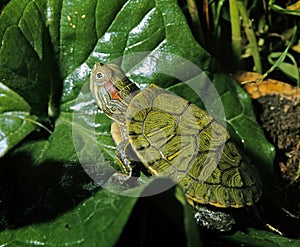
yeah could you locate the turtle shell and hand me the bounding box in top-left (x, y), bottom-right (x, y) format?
top-left (125, 84), bottom-right (262, 208)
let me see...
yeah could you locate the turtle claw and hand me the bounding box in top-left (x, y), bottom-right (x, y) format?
top-left (111, 172), bottom-right (139, 187)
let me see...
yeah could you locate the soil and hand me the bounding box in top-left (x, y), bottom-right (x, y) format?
top-left (256, 94), bottom-right (300, 180)
top-left (234, 72), bottom-right (300, 182)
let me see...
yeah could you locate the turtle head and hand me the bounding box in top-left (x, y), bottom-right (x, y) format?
top-left (90, 62), bottom-right (139, 122)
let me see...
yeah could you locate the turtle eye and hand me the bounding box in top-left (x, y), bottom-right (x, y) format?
top-left (96, 72), bottom-right (104, 79)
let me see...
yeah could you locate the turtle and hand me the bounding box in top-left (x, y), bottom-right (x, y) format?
top-left (89, 62), bottom-right (262, 231)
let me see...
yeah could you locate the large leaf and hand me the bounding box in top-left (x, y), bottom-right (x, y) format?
top-left (0, 83), bottom-right (37, 157)
top-left (0, 187), bottom-right (138, 247)
top-left (0, 177), bottom-right (202, 247)
top-left (0, 0), bottom-right (280, 246)
top-left (0, 0), bottom-right (54, 115)
top-left (222, 228), bottom-right (300, 247)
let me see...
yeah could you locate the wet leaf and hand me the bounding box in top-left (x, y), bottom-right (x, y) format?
top-left (0, 188), bottom-right (138, 247)
top-left (222, 228), bottom-right (300, 247)
top-left (0, 83), bottom-right (37, 157)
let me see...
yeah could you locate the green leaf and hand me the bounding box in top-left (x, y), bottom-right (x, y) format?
top-left (222, 228), bottom-right (300, 247)
top-left (278, 62), bottom-right (300, 82)
top-left (114, 178), bottom-right (202, 246)
top-left (0, 188), bottom-right (138, 247)
top-left (0, 177), bottom-right (202, 247)
top-left (0, 83), bottom-right (37, 157)
top-left (0, 0), bottom-right (53, 115)
top-left (269, 1), bottom-right (300, 16)
top-left (175, 186), bottom-right (203, 247)
top-left (268, 51), bottom-right (300, 84)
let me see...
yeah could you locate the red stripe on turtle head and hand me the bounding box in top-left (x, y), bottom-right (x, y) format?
top-left (105, 80), bottom-right (122, 101)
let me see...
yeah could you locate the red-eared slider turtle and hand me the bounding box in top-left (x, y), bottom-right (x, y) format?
top-left (90, 62), bottom-right (262, 231)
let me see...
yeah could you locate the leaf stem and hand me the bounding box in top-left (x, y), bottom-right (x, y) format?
top-left (23, 116), bottom-right (53, 134)
top-left (241, 26), bottom-right (298, 85)
top-left (237, 0), bottom-right (262, 73)
top-left (264, 25), bottom-right (298, 78)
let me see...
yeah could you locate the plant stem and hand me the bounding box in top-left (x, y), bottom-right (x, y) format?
top-left (237, 0), bottom-right (262, 73)
top-left (187, 0), bottom-right (205, 45)
top-left (229, 0), bottom-right (242, 66)
top-left (211, 0), bottom-right (226, 40)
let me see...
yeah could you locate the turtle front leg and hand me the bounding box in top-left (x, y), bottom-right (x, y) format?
top-left (111, 122), bottom-right (141, 186)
